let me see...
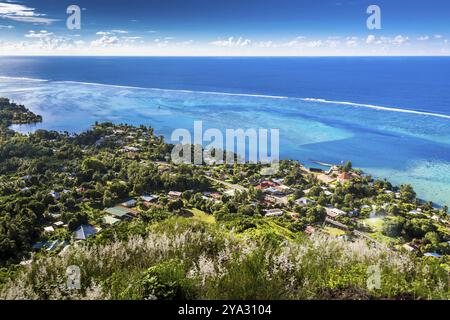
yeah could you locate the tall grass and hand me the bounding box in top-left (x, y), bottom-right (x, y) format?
top-left (1, 218), bottom-right (448, 300)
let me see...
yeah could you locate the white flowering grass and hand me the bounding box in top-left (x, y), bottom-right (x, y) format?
top-left (1, 218), bottom-right (448, 300)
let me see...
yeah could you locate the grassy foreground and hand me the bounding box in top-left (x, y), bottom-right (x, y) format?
top-left (1, 218), bottom-right (448, 300)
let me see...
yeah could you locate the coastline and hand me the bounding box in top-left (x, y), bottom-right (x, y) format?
top-left (7, 118), bottom-right (448, 210)
top-left (3, 81), bottom-right (450, 208)
top-left (0, 101), bottom-right (448, 299)
top-left (0, 58), bottom-right (449, 208)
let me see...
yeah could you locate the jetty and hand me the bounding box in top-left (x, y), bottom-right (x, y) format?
top-left (309, 159), bottom-right (336, 167)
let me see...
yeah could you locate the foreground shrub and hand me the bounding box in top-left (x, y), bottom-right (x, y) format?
top-left (0, 218), bottom-right (448, 300)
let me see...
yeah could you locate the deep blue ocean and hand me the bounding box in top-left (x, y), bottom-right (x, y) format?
top-left (0, 56), bottom-right (449, 207)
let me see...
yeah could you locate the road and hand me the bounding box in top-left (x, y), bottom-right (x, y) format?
top-left (205, 176), bottom-right (248, 192)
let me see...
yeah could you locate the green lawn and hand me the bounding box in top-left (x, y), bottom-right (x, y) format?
top-left (361, 217), bottom-right (385, 232)
top-left (264, 220), bottom-right (295, 239)
top-left (324, 226), bottom-right (346, 237)
top-left (360, 217), bottom-right (399, 245)
top-left (187, 208), bottom-right (216, 224)
top-left (370, 232), bottom-right (400, 246)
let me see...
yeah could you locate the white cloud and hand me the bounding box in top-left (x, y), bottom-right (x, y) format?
top-left (325, 39), bottom-right (340, 47)
top-left (93, 30), bottom-right (135, 46)
top-left (91, 35), bottom-right (119, 47)
top-left (180, 40), bottom-right (194, 46)
top-left (391, 35), bottom-right (409, 45)
top-left (283, 40), bottom-right (297, 47)
top-left (0, 2), bottom-right (57, 25)
top-left (366, 35), bottom-right (376, 44)
top-left (0, 24), bottom-right (13, 29)
top-left (255, 40), bottom-right (273, 48)
top-left (0, 3), bottom-right (35, 16)
top-left (344, 36), bottom-right (358, 47)
top-left (304, 40), bottom-right (323, 48)
top-left (434, 34), bottom-right (443, 39)
top-left (111, 30), bottom-right (128, 34)
top-left (210, 37), bottom-right (252, 47)
top-left (9, 29), bottom-right (83, 52)
top-left (346, 40), bottom-right (358, 47)
top-left (417, 35), bottom-right (430, 41)
top-left (97, 30), bottom-right (130, 36)
top-left (25, 30), bottom-right (53, 39)
top-left (121, 36), bottom-right (142, 44)
top-left (122, 36), bottom-right (141, 41)
top-left (2, 31), bottom-right (449, 56)
top-left (283, 38), bottom-right (324, 48)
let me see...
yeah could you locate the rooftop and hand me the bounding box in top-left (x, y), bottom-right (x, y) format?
top-left (74, 224), bottom-right (98, 240)
top-left (103, 215), bottom-right (121, 225)
top-left (105, 206), bottom-right (133, 218)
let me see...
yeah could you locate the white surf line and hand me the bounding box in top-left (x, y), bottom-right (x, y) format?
top-left (53, 82), bottom-right (450, 120)
top-left (301, 98), bottom-right (450, 120)
top-left (2, 76), bottom-right (450, 120)
top-left (0, 76), bottom-right (48, 82)
top-left (56, 80), bottom-right (290, 99)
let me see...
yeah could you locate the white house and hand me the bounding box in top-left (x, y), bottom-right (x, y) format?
top-left (168, 191), bottom-right (182, 198)
top-left (326, 207), bottom-right (346, 218)
top-left (123, 146), bottom-right (140, 152)
top-left (49, 191), bottom-right (60, 200)
top-left (295, 197), bottom-right (315, 206)
top-left (223, 189), bottom-right (236, 197)
top-left (44, 226), bottom-right (55, 233)
top-left (53, 221), bottom-right (64, 227)
top-left (140, 195), bottom-right (158, 203)
top-left (264, 209), bottom-right (284, 217)
top-left (121, 199), bottom-right (137, 208)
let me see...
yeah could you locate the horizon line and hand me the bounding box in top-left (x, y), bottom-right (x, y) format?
top-left (1, 54), bottom-right (450, 58)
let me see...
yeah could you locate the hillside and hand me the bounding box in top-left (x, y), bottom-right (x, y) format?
top-left (0, 98), bottom-right (448, 300)
top-left (1, 218), bottom-right (448, 300)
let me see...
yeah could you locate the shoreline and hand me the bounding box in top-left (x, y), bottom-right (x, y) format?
top-left (7, 120), bottom-right (448, 211)
top-left (2, 74), bottom-right (450, 208)
top-left (0, 111), bottom-right (448, 299)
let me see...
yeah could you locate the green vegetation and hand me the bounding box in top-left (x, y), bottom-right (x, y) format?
top-left (186, 208), bottom-right (216, 224)
top-left (1, 218), bottom-right (448, 300)
top-left (0, 98), bottom-right (448, 300)
top-left (0, 98), bottom-right (42, 129)
top-left (324, 226), bottom-right (347, 237)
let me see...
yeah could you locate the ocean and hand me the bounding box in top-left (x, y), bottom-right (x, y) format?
top-left (0, 56), bottom-right (449, 207)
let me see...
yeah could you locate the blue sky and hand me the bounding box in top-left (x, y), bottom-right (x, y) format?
top-left (0, 0), bottom-right (449, 55)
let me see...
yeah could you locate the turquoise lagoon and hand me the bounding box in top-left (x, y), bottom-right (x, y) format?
top-left (1, 77), bottom-right (450, 207)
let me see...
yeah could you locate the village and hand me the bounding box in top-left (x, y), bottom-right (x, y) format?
top-left (21, 123), bottom-right (449, 267)
top-left (1, 100), bottom-right (449, 300)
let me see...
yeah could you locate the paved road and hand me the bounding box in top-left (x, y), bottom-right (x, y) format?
top-left (205, 176), bottom-right (248, 192)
